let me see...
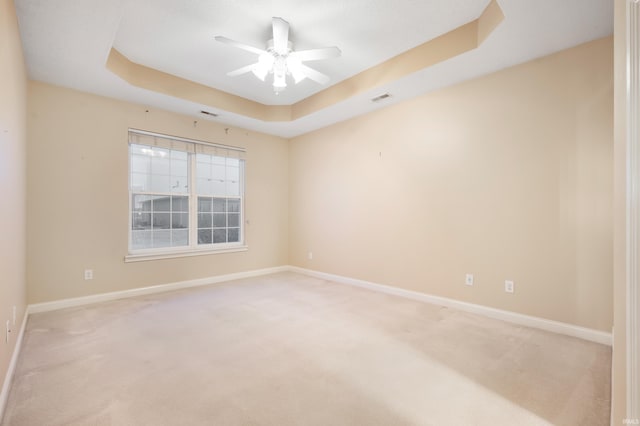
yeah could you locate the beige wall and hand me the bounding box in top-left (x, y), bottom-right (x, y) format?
top-left (289, 37), bottom-right (614, 332)
top-left (3, 7), bottom-right (620, 419)
top-left (0, 0), bottom-right (27, 405)
top-left (612, 0), bottom-right (628, 422)
top-left (26, 82), bottom-right (289, 303)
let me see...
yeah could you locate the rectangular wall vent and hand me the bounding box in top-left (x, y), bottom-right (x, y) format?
top-left (371, 93), bottom-right (391, 103)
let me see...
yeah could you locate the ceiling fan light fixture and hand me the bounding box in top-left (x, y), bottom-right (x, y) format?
top-left (217, 17), bottom-right (341, 94)
top-left (286, 56), bottom-right (306, 84)
top-left (252, 54), bottom-right (273, 81)
top-left (273, 72), bottom-right (287, 93)
top-left (272, 57), bottom-right (289, 92)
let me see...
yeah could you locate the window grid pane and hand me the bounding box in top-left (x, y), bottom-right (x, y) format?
top-left (130, 194), bottom-right (191, 249)
top-left (196, 196), bottom-right (242, 247)
top-left (129, 144), bottom-right (192, 250)
top-left (130, 137), bottom-right (243, 252)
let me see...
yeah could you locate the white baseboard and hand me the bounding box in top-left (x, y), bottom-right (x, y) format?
top-left (0, 309), bottom-right (28, 424)
top-left (28, 266), bottom-right (289, 314)
top-left (0, 263), bottom-right (611, 422)
top-left (288, 266), bottom-right (612, 346)
top-left (3, 266), bottom-right (289, 420)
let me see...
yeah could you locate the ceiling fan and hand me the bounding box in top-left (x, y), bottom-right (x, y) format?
top-left (215, 17), bottom-right (341, 93)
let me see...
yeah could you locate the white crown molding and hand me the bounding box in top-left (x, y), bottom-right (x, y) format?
top-left (627, 0), bottom-right (640, 419)
top-left (289, 266), bottom-right (612, 346)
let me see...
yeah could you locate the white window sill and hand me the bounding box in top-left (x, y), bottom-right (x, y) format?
top-left (124, 246), bottom-right (248, 263)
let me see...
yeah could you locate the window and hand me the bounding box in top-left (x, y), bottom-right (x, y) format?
top-left (128, 129), bottom-right (245, 260)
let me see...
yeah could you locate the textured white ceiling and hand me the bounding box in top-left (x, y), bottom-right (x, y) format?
top-left (113, 0), bottom-right (488, 105)
top-left (15, 0), bottom-right (613, 137)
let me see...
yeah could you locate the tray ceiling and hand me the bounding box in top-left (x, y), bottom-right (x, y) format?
top-left (15, 0), bottom-right (613, 137)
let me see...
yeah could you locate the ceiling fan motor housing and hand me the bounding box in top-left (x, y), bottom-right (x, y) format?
top-left (217, 17), bottom-right (340, 93)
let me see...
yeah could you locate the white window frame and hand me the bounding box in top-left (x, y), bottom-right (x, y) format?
top-left (125, 129), bottom-right (247, 262)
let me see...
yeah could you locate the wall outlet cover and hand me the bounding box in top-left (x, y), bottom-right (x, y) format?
top-left (465, 274), bottom-right (474, 286)
top-left (505, 280), bottom-right (515, 293)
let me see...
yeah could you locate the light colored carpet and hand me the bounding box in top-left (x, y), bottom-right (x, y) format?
top-left (2, 272), bottom-right (610, 425)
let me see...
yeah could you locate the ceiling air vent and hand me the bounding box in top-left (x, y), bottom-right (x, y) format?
top-left (371, 93), bottom-right (391, 103)
top-left (200, 110), bottom-right (219, 117)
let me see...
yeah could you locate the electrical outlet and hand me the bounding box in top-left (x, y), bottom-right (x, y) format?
top-left (505, 280), bottom-right (514, 293)
top-left (308, 252), bottom-right (313, 260)
top-left (12, 305), bottom-right (16, 325)
top-left (465, 274), bottom-right (474, 286)
top-left (5, 320), bottom-right (10, 344)
top-left (84, 269), bottom-right (93, 280)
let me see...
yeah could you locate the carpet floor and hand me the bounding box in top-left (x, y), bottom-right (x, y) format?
top-left (2, 272), bottom-right (610, 425)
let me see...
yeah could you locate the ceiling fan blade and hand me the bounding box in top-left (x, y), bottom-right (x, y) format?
top-left (215, 36), bottom-right (266, 56)
top-left (226, 63), bottom-right (257, 77)
top-left (290, 46), bottom-right (341, 62)
top-left (272, 17), bottom-right (290, 55)
top-left (298, 63), bottom-right (330, 85)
